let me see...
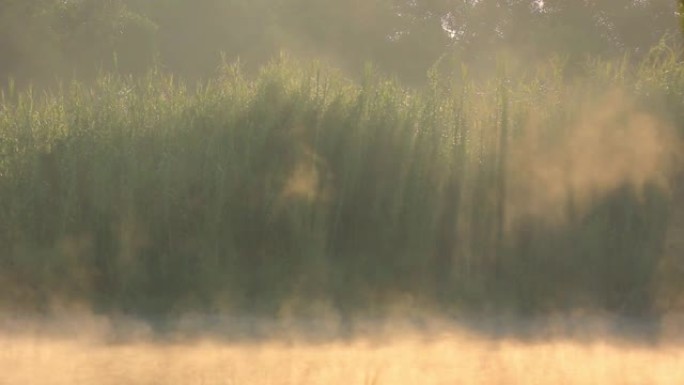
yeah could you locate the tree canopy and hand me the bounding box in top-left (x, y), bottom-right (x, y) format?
top-left (0, 0), bottom-right (682, 87)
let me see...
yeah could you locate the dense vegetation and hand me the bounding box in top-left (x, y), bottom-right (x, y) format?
top-left (1, 47), bottom-right (683, 323)
top-left (1, 1), bottom-right (683, 332)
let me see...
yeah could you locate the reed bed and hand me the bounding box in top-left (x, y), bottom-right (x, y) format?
top-left (1, 48), bottom-right (683, 321)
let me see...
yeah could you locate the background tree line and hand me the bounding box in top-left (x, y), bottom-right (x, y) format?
top-left (1, 0), bottom-right (682, 88)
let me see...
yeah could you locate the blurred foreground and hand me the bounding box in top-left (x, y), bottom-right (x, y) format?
top-left (2, 315), bottom-right (683, 385)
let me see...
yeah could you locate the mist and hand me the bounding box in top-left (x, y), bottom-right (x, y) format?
top-left (2, 1), bottom-right (684, 384)
top-left (507, 89), bottom-right (679, 226)
top-left (3, 311), bottom-right (684, 384)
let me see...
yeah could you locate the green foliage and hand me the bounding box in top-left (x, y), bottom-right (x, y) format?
top-left (0, 50), bottom-right (683, 320)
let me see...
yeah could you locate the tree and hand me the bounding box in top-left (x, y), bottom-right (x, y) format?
top-left (0, 0), bottom-right (63, 86)
top-left (389, 0), bottom-right (681, 75)
top-left (128, 0), bottom-right (281, 79)
top-left (2, 0), bottom-right (681, 88)
top-left (0, 0), bottom-right (156, 86)
top-left (55, 0), bottom-right (157, 76)
top-left (541, 0), bottom-right (680, 56)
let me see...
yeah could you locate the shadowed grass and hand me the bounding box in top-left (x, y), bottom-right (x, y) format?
top-left (0, 49), bottom-right (683, 323)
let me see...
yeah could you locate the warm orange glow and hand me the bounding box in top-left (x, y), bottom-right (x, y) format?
top-left (3, 320), bottom-right (683, 385)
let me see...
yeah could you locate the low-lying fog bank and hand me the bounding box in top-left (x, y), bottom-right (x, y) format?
top-left (1, 313), bottom-right (683, 385)
top-left (3, 312), bottom-right (684, 344)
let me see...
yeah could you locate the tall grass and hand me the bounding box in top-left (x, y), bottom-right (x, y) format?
top-left (1, 49), bottom-right (683, 322)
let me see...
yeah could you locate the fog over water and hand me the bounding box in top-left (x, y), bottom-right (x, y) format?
top-left (2, 313), bottom-right (684, 385)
